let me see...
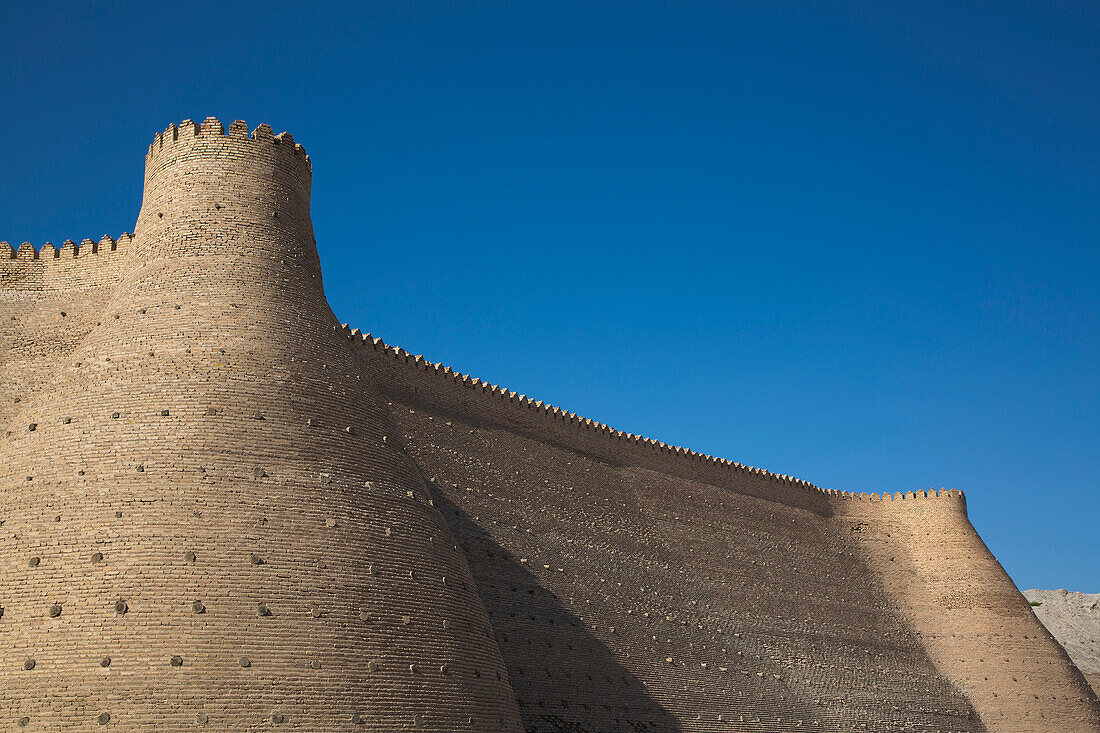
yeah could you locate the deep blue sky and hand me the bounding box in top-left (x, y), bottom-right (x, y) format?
top-left (2, 1), bottom-right (1097, 592)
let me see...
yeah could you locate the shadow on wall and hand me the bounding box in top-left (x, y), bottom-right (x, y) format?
top-left (428, 490), bottom-right (683, 733)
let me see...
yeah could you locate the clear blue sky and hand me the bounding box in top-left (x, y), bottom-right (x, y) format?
top-left (2, 1), bottom-right (1097, 592)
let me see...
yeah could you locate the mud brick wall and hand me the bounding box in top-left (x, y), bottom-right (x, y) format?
top-left (2, 117), bottom-right (1098, 732)
top-left (384, 400), bottom-right (980, 732)
top-left (0, 119), bottom-right (522, 731)
top-left (836, 494), bottom-right (1100, 731)
top-left (353, 332), bottom-right (1100, 732)
top-left (0, 235), bottom-right (131, 428)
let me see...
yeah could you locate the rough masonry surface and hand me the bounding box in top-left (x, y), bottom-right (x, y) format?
top-left (0, 118), bottom-right (1097, 732)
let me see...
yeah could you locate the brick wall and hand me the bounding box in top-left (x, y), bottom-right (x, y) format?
top-left (836, 493), bottom-right (1100, 731)
top-left (0, 235), bottom-right (130, 428)
top-left (2, 117), bottom-right (1098, 732)
top-left (0, 119), bottom-right (522, 731)
top-left (352, 330), bottom-right (1100, 732)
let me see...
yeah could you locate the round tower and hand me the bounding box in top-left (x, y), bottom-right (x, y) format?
top-left (0, 118), bottom-right (523, 730)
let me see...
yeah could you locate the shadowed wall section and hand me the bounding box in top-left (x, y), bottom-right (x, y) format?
top-left (352, 331), bottom-right (1100, 732)
top-left (380, 395), bottom-right (978, 732)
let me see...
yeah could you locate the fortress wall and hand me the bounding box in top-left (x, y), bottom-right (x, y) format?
top-left (355, 337), bottom-right (983, 731)
top-left (383, 396), bottom-right (982, 732)
top-left (350, 332), bottom-right (832, 514)
top-left (5, 116), bottom-right (1097, 731)
top-left (358, 331), bottom-right (1100, 731)
top-left (834, 494), bottom-right (1100, 732)
top-left (0, 120), bottom-right (522, 731)
top-left (0, 236), bottom-right (131, 428)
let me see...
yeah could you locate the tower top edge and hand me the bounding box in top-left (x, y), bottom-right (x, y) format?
top-left (145, 117), bottom-right (311, 172)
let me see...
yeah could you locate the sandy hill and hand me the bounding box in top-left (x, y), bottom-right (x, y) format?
top-left (1025, 589), bottom-right (1100, 695)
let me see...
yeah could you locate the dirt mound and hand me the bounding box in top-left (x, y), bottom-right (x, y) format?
top-left (1024, 588), bottom-right (1100, 694)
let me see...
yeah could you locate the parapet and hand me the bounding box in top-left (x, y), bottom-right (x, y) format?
top-left (1, 234), bottom-right (133, 288)
top-left (144, 116), bottom-right (311, 183)
top-left (339, 324), bottom-right (969, 515)
top-left (345, 326), bottom-right (821, 485)
top-left (4, 233), bottom-right (132, 261)
top-left (826, 486), bottom-right (969, 519)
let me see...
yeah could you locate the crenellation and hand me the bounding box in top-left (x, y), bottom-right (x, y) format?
top-left (1, 234), bottom-right (133, 271)
top-left (199, 115), bottom-right (223, 135)
top-left (226, 119), bottom-right (249, 138)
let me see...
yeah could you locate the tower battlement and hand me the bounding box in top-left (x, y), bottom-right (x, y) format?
top-left (145, 116), bottom-right (311, 176)
top-left (133, 117), bottom-right (316, 271)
